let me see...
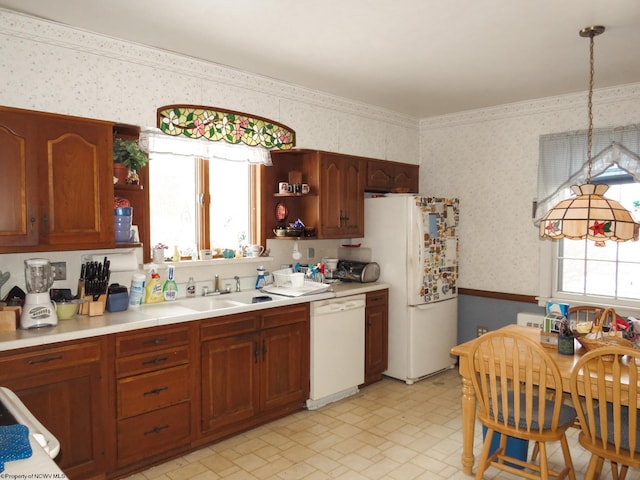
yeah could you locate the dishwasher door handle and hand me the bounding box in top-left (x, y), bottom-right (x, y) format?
top-left (313, 301), bottom-right (365, 316)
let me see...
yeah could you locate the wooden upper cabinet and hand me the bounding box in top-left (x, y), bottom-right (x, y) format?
top-left (0, 106), bottom-right (114, 251)
top-left (0, 110), bottom-right (39, 246)
top-left (37, 116), bottom-right (114, 246)
top-left (260, 150), bottom-right (418, 245)
top-left (318, 153), bottom-right (364, 238)
top-left (366, 158), bottom-right (419, 193)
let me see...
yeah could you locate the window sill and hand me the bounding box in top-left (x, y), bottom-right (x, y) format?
top-left (143, 256), bottom-right (274, 270)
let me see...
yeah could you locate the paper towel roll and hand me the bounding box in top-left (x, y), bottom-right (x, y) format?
top-left (91, 252), bottom-right (138, 272)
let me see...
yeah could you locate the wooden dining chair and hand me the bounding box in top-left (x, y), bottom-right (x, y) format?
top-left (469, 330), bottom-right (577, 480)
top-left (569, 346), bottom-right (640, 480)
top-left (568, 305), bottom-right (617, 331)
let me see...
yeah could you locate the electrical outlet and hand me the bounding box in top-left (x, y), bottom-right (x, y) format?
top-left (51, 261), bottom-right (67, 281)
top-left (477, 326), bottom-right (488, 337)
top-left (308, 247), bottom-right (315, 258)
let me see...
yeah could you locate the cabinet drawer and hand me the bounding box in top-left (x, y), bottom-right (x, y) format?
top-left (118, 365), bottom-right (190, 419)
top-left (366, 290), bottom-right (388, 307)
top-left (201, 312), bottom-right (259, 340)
top-left (262, 304), bottom-right (308, 329)
top-left (117, 401), bottom-right (191, 465)
top-left (0, 342), bottom-right (101, 381)
top-left (116, 325), bottom-right (189, 357)
top-left (116, 345), bottom-right (189, 378)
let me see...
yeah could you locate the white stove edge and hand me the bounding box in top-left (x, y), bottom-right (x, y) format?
top-left (0, 387), bottom-right (65, 476)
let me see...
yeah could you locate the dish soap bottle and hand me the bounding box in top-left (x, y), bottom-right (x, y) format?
top-left (186, 276), bottom-right (196, 298)
top-left (163, 266), bottom-right (178, 301)
top-left (255, 266), bottom-right (266, 289)
top-left (145, 270), bottom-right (164, 303)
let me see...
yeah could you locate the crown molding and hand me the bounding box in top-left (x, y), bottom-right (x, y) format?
top-left (0, 9), bottom-right (418, 130)
top-left (420, 82), bottom-right (640, 130)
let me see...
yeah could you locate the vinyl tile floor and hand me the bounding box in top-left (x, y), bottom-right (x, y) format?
top-left (123, 368), bottom-right (621, 480)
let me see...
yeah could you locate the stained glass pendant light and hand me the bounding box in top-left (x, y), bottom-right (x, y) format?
top-left (539, 26), bottom-right (639, 246)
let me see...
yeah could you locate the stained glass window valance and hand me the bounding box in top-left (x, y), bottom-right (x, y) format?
top-left (157, 105), bottom-right (296, 150)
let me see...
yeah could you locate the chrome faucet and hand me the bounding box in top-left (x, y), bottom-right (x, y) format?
top-left (214, 274), bottom-right (220, 293)
top-left (234, 276), bottom-right (241, 292)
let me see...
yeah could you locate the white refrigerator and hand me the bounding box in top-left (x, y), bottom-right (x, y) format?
top-left (364, 194), bottom-right (459, 384)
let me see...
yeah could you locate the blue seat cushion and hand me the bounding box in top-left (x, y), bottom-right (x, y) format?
top-left (490, 392), bottom-right (577, 431)
top-left (592, 403), bottom-right (640, 453)
top-left (0, 424), bottom-right (32, 473)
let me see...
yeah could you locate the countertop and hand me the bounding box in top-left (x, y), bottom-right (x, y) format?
top-left (0, 281), bottom-right (389, 352)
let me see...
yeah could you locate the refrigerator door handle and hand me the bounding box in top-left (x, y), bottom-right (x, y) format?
top-left (406, 198), bottom-right (425, 306)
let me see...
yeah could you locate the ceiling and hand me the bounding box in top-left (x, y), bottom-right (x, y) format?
top-left (1, 0), bottom-right (639, 118)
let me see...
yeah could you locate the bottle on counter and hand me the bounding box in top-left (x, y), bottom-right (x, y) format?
top-left (163, 266), bottom-right (178, 301)
top-left (145, 270), bottom-right (164, 303)
top-left (129, 273), bottom-right (146, 306)
top-left (186, 276), bottom-right (196, 298)
top-left (255, 266), bottom-right (266, 289)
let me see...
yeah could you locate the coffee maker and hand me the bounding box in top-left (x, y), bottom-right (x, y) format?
top-left (21, 258), bottom-right (58, 329)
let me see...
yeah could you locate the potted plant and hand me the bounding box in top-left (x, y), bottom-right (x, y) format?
top-left (113, 138), bottom-right (149, 184)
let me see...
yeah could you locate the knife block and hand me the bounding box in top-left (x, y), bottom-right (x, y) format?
top-left (79, 295), bottom-right (106, 316)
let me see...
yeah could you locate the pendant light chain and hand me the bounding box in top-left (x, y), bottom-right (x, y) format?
top-left (539, 25), bottom-right (639, 246)
top-left (586, 31), bottom-right (595, 182)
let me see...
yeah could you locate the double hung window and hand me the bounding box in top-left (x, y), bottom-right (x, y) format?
top-left (536, 125), bottom-right (640, 309)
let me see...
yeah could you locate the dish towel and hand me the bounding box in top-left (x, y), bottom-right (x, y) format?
top-left (0, 424), bottom-right (32, 472)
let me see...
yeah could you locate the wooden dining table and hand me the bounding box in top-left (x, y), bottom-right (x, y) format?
top-left (450, 324), bottom-right (583, 475)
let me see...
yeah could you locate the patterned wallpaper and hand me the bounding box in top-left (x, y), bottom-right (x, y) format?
top-left (420, 84), bottom-right (640, 296)
top-left (2, 9), bottom-right (639, 298)
top-left (0, 9), bottom-right (419, 163)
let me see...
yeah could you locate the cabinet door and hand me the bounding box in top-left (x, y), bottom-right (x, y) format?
top-left (200, 332), bottom-right (260, 433)
top-left (261, 322), bottom-right (309, 412)
top-left (366, 159), bottom-right (394, 192)
top-left (319, 154), bottom-right (364, 238)
top-left (37, 116), bottom-right (114, 247)
top-left (341, 156), bottom-right (365, 237)
top-left (393, 163), bottom-right (419, 193)
top-left (0, 341), bottom-right (109, 479)
top-left (319, 155), bottom-right (343, 236)
top-left (0, 109), bottom-right (39, 246)
top-left (364, 290), bottom-right (389, 385)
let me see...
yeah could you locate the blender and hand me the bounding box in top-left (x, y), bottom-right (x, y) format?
top-left (21, 258), bottom-right (58, 329)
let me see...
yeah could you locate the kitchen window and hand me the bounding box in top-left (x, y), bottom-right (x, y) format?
top-left (542, 173), bottom-right (640, 311)
top-left (142, 106), bottom-right (295, 257)
top-left (148, 153), bottom-right (254, 257)
top-left (536, 125), bottom-right (640, 312)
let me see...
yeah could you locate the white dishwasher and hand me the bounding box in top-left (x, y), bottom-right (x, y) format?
top-left (307, 294), bottom-right (366, 410)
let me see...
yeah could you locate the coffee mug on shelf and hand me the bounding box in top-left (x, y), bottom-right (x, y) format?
top-left (278, 182), bottom-right (289, 194)
top-left (246, 244), bottom-right (265, 258)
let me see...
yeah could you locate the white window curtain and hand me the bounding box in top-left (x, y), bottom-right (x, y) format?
top-left (139, 127), bottom-right (272, 165)
top-left (534, 124), bottom-right (640, 224)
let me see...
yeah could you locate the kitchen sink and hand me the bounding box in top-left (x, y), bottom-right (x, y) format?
top-left (182, 297), bottom-right (247, 312)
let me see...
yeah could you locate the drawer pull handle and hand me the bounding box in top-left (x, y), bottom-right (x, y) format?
top-left (142, 356), bottom-right (168, 366)
top-left (144, 425), bottom-right (169, 435)
top-left (28, 355), bottom-right (63, 365)
top-left (143, 337), bottom-right (169, 346)
top-left (143, 386), bottom-right (169, 396)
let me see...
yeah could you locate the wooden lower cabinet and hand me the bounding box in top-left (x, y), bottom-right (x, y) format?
top-left (363, 289), bottom-right (389, 385)
top-left (0, 303), bottom-right (313, 478)
top-left (0, 339), bottom-right (110, 480)
top-left (201, 331), bottom-right (261, 432)
top-left (113, 324), bottom-right (196, 473)
top-left (199, 304), bottom-right (310, 443)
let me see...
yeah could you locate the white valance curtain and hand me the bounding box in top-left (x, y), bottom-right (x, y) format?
top-left (139, 127), bottom-right (272, 165)
top-left (534, 124), bottom-right (640, 224)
